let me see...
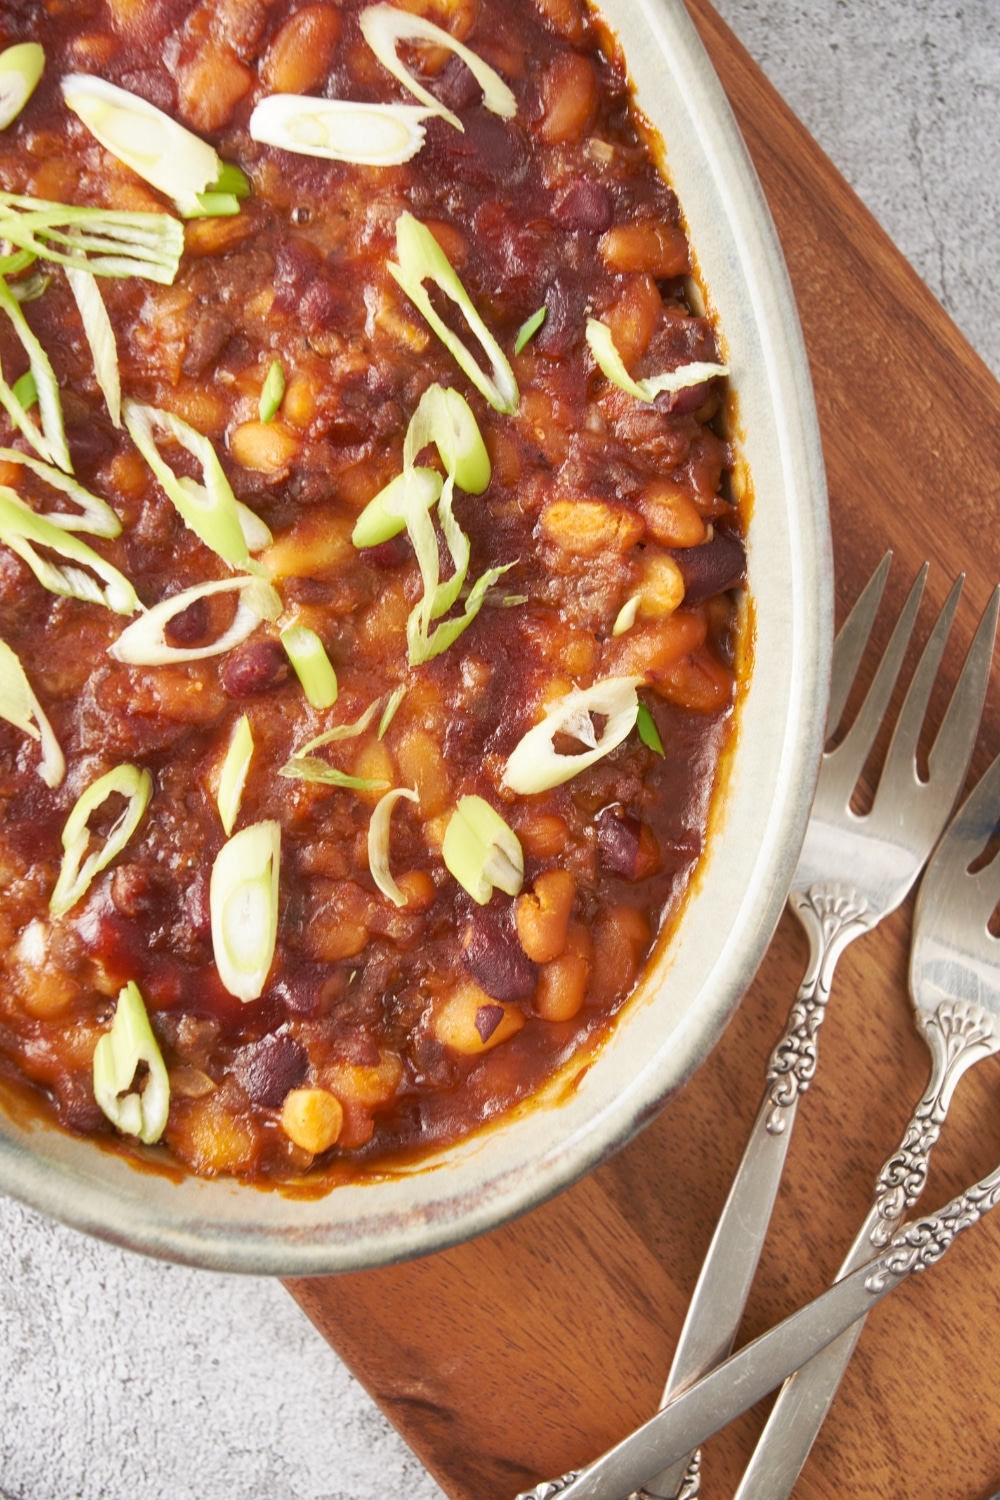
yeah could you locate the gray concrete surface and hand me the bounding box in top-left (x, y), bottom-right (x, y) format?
top-left (2, 5), bottom-right (998, 1499)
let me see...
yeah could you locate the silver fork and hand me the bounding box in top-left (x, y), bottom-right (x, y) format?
top-left (732, 745), bottom-right (1000, 1499)
top-left (641, 556), bottom-right (1000, 1500)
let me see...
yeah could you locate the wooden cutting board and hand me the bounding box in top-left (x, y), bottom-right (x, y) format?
top-left (285, 3), bottom-right (1000, 1496)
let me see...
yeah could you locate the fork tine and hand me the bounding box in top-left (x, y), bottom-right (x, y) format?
top-left (922, 746), bottom-right (1000, 921)
top-left (826, 551), bottom-right (892, 736)
top-left (926, 584), bottom-right (1000, 781)
top-left (874, 573), bottom-right (964, 793)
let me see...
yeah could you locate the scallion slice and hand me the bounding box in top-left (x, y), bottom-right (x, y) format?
top-left (250, 95), bottom-right (432, 166)
top-left (235, 499), bottom-right (273, 554)
top-left (0, 486), bottom-right (137, 613)
top-left (10, 370), bottom-right (36, 407)
top-left (378, 685), bottom-right (405, 739)
top-left (281, 623), bottom-right (338, 709)
top-left (278, 756), bottom-right (390, 793)
top-left (442, 794), bottom-right (523, 904)
top-left (0, 43), bottom-right (44, 131)
top-left (408, 556), bottom-right (513, 666)
top-left (210, 819), bottom-right (280, 1002)
top-left (612, 594), bottom-right (641, 637)
top-left (403, 382), bottom-right (490, 493)
top-left (295, 699), bottom-right (382, 756)
top-left (217, 714), bottom-right (253, 836)
top-left (0, 447), bottom-right (121, 536)
top-left (108, 575), bottom-right (281, 665)
top-left (122, 400), bottom-right (249, 567)
top-left (92, 980), bottom-right (170, 1144)
top-left (636, 700), bottom-right (665, 756)
top-left (258, 359), bottom-right (285, 424)
top-left (0, 635), bottom-right (64, 787)
top-left (502, 677), bottom-right (643, 794)
top-left (585, 317), bottom-right (728, 404)
top-left (352, 464), bottom-right (442, 550)
top-left (388, 213), bottom-right (518, 414)
top-left (50, 762), bottom-right (152, 917)
top-left (0, 274), bottom-right (70, 471)
top-left (0, 193), bottom-right (183, 283)
top-left (359, 3), bottom-right (516, 132)
top-left (65, 266), bottom-right (120, 427)
top-left (368, 786), bottom-right (419, 906)
top-left (61, 74), bottom-right (231, 217)
top-left (514, 305), bottom-right (546, 354)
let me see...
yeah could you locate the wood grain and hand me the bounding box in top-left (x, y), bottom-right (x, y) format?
top-left (285, 4), bottom-right (1000, 1496)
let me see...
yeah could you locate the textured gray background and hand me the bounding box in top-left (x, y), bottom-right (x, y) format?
top-left (3, 4), bottom-right (999, 1498)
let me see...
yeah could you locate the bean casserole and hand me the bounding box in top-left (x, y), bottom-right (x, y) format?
top-left (0, 0), bottom-right (747, 1186)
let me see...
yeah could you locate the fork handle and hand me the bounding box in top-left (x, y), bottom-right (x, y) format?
top-left (640, 887), bottom-right (873, 1500)
top-left (732, 1003), bottom-right (996, 1500)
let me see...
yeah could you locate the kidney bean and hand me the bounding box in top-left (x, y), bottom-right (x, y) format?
top-left (659, 380), bottom-right (712, 416)
top-left (595, 807), bottom-right (661, 881)
top-left (359, 536), bottom-right (410, 570)
top-left (671, 527), bottom-right (746, 604)
top-left (536, 275), bottom-right (588, 358)
top-left (164, 594), bottom-right (210, 647)
top-left (461, 903), bottom-right (538, 1001)
top-left (220, 639), bottom-right (289, 696)
top-left (552, 179), bottom-right (614, 232)
top-left (231, 1031), bottom-right (308, 1108)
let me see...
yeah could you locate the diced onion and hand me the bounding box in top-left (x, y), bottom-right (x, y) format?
top-left (586, 317), bottom-right (728, 404)
top-left (50, 763), bottom-right (152, 917)
top-left (502, 677), bottom-right (643, 794)
top-left (0, 43), bottom-right (44, 131)
top-left (123, 400), bottom-right (249, 567)
top-left (217, 715), bottom-right (253, 836)
top-left (352, 464), bottom-right (441, 549)
top-left (0, 447), bottom-right (121, 536)
top-left (368, 786), bottom-right (419, 906)
top-left (0, 485), bottom-right (138, 614)
top-left (388, 213), bottom-right (518, 414)
top-left (61, 73), bottom-right (226, 216)
top-left (65, 266), bottom-right (120, 427)
top-left (0, 192), bottom-right (183, 284)
top-left (0, 273), bottom-right (70, 471)
top-left (442, 794), bottom-right (523, 904)
top-left (0, 635), bottom-right (64, 787)
top-left (92, 981), bottom-right (170, 1144)
top-left (210, 820), bottom-right (281, 1002)
top-left (258, 359), bottom-right (285, 424)
top-left (403, 382), bottom-right (490, 493)
top-left (250, 95), bottom-right (432, 166)
top-left (281, 623), bottom-right (338, 709)
top-left (108, 575), bottom-right (281, 665)
top-left (359, 3), bottom-right (516, 132)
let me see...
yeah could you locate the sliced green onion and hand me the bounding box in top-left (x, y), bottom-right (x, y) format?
top-left (278, 756), bottom-right (390, 793)
top-left (408, 557), bottom-right (513, 666)
top-left (10, 370), bottom-right (36, 407)
top-left (92, 981), bottom-right (169, 1144)
top-left (388, 213), bottom-right (518, 414)
top-left (378, 686), bottom-right (405, 739)
top-left (585, 317), bottom-right (728, 404)
top-left (258, 359), bottom-right (285, 424)
top-left (250, 95), bottom-right (432, 165)
top-left (502, 677), bottom-right (643, 794)
top-left (442, 794), bottom-right (523, 904)
top-left (612, 594), bottom-right (641, 637)
top-left (281, 623), bottom-right (338, 709)
top-left (210, 819), bottom-right (280, 1002)
top-left (359, 3), bottom-right (516, 132)
top-left (636, 700), bottom-right (665, 756)
top-left (0, 274), bottom-right (70, 471)
top-left (0, 635), bottom-right (64, 787)
top-left (0, 247), bottom-right (36, 277)
top-left (0, 193), bottom-right (183, 283)
top-left (514, 306), bottom-right (546, 354)
top-left (212, 162), bottom-right (251, 200)
top-left (61, 74), bottom-right (228, 217)
top-left (9, 270), bottom-right (48, 304)
top-left (65, 266), bottom-right (120, 427)
top-left (352, 465), bottom-right (442, 550)
top-left (403, 382), bottom-right (490, 493)
top-left (0, 447), bottom-right (121, 537)
top-left (235, 499), bottom-right (273, 554)
top-left (296, 699), bottom-right (382, 755)
top-left (0, 43), bottom-right (44, 131)
top-left (217, 714), bottom-right (254, 837)
top-left (368, 786), bottom-right (419, 907)
top-left (108, 575), bottom-right (281, 665)
top-left (50, 762), bottom-right (152, 917)
top-left (0, 486), bottom-right (137, 613)
top-left (122, 400), bottom-right (249, 567)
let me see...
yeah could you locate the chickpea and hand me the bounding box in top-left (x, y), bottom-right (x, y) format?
top-left (280, 1088), bottom-right (344, 1155)
top-left (516, 869), bottom-right (576, 963)
top-left (169, 1094), bottom-right (258, 1175)
top-left (432, 983), bottom-right (525, 1054)
top-left (535, 923), bottom-right (592, 1022)
top-left (230, 420), bottom-right (302, 476)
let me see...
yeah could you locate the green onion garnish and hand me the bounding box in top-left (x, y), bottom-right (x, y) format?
top-left (217, 715), bottom-right (253, 837)
top-left (502, 677), bottom-right (643, 794)
top-left (0, 43), bottom-right (44, 131)
top-left (210, 819), bottom-right (281, 1002)
top-left (92, 981), bottom-right (170, 1144)
top-left (278, 756), bottom-right (390, 793)
top-left (258, 359), bottom-right (285, 424)
top-left (636, 701), bottom-right (665, 756)
top-left (359, 4), bottom-right (516, 132)
top-left (0, 274), bottom-right (70, 472)
top-left (514, 306), bottom-right (547, 355)
top-left (388, 213), bottom-right (519, 414)
top-left (0, 486), bottom-right (138, 613)
top-left (65, 267), bottom-right (120, 427)
top-left (352, 465), bottom-right (442, 550)
top-left (109, 574), bottom-right (281, 665)
top-left (123, 400), bottom-right (250, 568)
top-left (212, 162), bottom-right (251, 201)
top-left (585, 317), bottom-right (728, 404)
top-left (442, 794), bottom-right (524, 905)
top-left (612, 594), bottom-right (641, 637)
top-left (0, 635), bottom-right (64, 787)
top-left (0, 193), bottom-right (183, 284)
top-left (10, 370), bottom-right (36, 408)
top-left (50, 763), bottom-right (152, 917)
top-left (295, 699), bottom-right (382, 755)
top-left (403, 382), bottom-right (491, 494)
top-left (369, 786), bottom-right (419, 907)
top-left (250, 95), bottom-right (432, 166)
top-left (378, 686), bottom-right (405, 739)
top-left (280, 623), bottom-right (338, 710)
top-left (0, 447), bottom-right (121, 537)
